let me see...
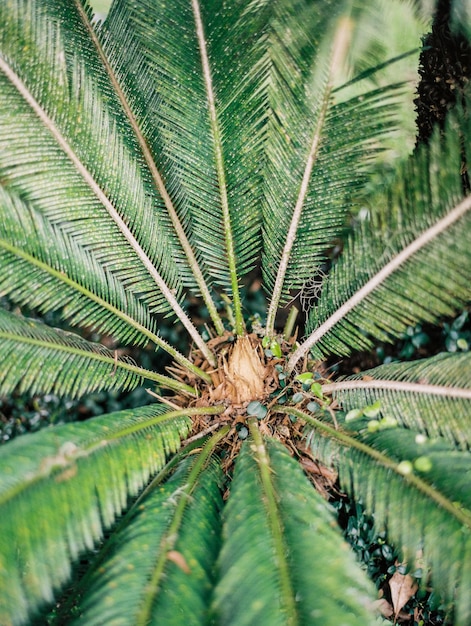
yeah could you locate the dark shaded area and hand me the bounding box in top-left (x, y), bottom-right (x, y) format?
top-left (415, 0), bottom-right (471, 143)
top-left (415, 0), bottom-right (471, 192)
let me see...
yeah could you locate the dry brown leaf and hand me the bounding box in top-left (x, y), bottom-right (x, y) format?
top-left (389, 570), bottom-right (418, 617)
top-left (373, 598), bottom-right (394, 619)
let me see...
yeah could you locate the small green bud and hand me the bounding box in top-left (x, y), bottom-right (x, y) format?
top-left (295, 372), bottom-right (314, 383)
top-left (367, 419), bottom-right (380, 432)
top-left (363, 400), bottom-right (381, 418)
top-left (310, 382), bottom-right (323, 398)
top-left (378, 415), bottom-right (398, 429)
top-left (397, 460), bottom-right (414, 475)
top-left (345, 408), bottom-right (363, 422)
top-left (414, 456), bottom-right (433, 473)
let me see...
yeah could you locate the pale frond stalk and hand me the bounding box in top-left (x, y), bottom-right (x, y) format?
top-left (0, 56), bottom-right (217, 368)
top-left (191, 0), bottom-right (245, 336)
top-left (0, 239), bottom-right (211, 384)
top-left (322, 379), bottom-right (471, 399)
top-left (74, 0), bottom-right (225, 336)
top-left (134, 425), bottom-right (229, 626)
top-left (83, 405), bottom-right (224, 444)
top-left (265, 16), bottom-right (353, 334)
top-left (288, 193), bottom-right (471, 371)
top-left (247, 418), bottom-right (298, 626)
top-left (275, 405), bottom-right (471, 528)
top-left (0, 326), bottom-right (196, 396)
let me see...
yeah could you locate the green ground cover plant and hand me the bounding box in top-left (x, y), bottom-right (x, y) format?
top-left (0, 0), bottom-right (471, 624)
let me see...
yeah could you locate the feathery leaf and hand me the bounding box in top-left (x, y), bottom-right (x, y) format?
top-left (0, 186), bottom-right (207, 381)
top-left (0, 0), bottom-right (214, 362)
top-left (0, 186), bottom-right (158, 345)
top-left (323, 352), bottom-right (471, 448)
top-left (213, 428), bottom-right (376, 626)
top-left (288, 407), bottom-right (471, 625)
top-left (290, 98), bottom-right (471, 368)
top-left (0, 404), bottom-right (191, 626)
top-left (102, 0), bottom-right (248, 331)
top-left (0, 308), bottom-right (195, 397)
top-left (71, 457), bottom-right (224, 626)
top-left (261, 2), bottom-right (401, 331)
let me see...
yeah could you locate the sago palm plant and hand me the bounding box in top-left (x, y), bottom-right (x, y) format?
top-left (1, 0), bottom-right (471, 624)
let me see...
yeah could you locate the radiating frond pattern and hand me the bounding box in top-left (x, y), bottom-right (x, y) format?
top-left (0, 0), bottom-right (469, 625)
top-left (0, 404), bottom-right (190, 626)
top-left (301, 101), bottom-right (471, 361)
top-left (213, 435), bottom-right (376, 626)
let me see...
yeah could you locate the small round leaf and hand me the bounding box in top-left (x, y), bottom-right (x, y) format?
top-left (247, 401), bottom-right (268, 419)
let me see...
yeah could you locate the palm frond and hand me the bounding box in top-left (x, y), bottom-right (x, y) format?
top-left (323, 352), bottom-right (471, 447)
top-left (0, 0), bottom-right (214, 361)
top-left (102, 0), bottom-right (250, 332)
top-left (212, 424), bottom-right (376, 626)
top-left (76, 0), bottom-right (225, 334)
top-left (0, 308), bottom-right (196, 397)
top-left (0, 187), bottom-right (207, 380)
top-left (69, 451), bottom-right (224, 625)
top-left (281, 407), bottom-right (471, 625)
top-left (0, 404), bottom-right (191, 626)
top-left (0, 185), bottom-right (156, 347)
top-left (289, 98), bottom-right (471, 369)
top-left (260, 1), bottom-right (401, 332)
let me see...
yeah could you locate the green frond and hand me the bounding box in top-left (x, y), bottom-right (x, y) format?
top-left (69, 456), bottom-right (223, 626)
top-left (0, 186), bottom-right (209, 380)
top-left (0, 0), bottom-right (210, 345)
top-left (335, 1), bottom-right (425, 160)
top-left (212, 430), bottom-right (376, 626)
top-left (77, 0), bottom-right (224, 334)
top-left (102, 0), bottom-right (247, 331)
top-left (280, 84), bottom-right (401, 291)
top-left (0, 186), bottom-right (160, 348)
top-left (324, 352), bottom-right (471, 448)
top-left (0, 308), bottom-right (193, 398)
top-left (290, 97), bottom-right (471, 368)
top-left (0, 404), bottom-right (191, 626)
top-left (298, 409), bottom-right (471, 625)
top-left (259, 1), bottom-right (402, 331)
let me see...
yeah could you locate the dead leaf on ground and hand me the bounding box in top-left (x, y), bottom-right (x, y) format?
top-left (389, 570), bottom-right (418, 618)
top-left (373, 597), bottom-right (394, 619)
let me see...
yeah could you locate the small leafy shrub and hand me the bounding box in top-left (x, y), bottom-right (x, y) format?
top-left (0, 1), bottom-right (471, 625)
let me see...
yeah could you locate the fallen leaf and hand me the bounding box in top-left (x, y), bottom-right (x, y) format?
top-left (389, 570), bottom-right (418, 617)
top-left (373, 598), bottom-right (394, 619)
